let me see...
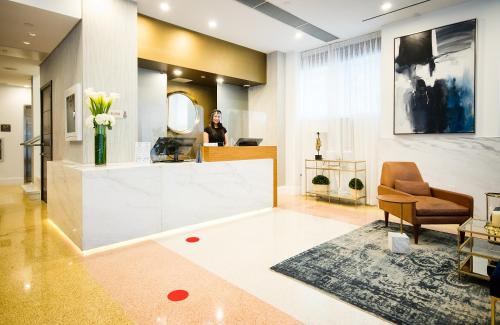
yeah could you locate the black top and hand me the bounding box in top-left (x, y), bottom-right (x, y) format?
top-left (204, 125), bottom-right (227, 145)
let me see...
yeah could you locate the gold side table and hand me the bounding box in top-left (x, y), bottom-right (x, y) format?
top-left (458, 218), bottom-right (500, 280)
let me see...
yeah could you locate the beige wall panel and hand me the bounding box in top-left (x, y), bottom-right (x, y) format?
top-left (138, 15), bottom-right (266, 85)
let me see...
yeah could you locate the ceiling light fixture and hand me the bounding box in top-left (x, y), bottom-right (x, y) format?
top-left (23, 41), bottom-right (31, 45)
top-left (295, 31), bottom-right (303, 39)
top-left (216, 77), bottom-right (224, 84)
top-left (381, 2), bottom-right (392, 11)
top-left (173, 69), bottom-right (182, 76)
top-left (28, 32), bottom-right (36, 37)
top-left (160, 2), bottom-right (170, 12)
top-left (201, 75), bottom-right (206, 79)
top-left (243, 84), bottom-right (250, 88)
top-left (208, 20), bottom-right (217, 29)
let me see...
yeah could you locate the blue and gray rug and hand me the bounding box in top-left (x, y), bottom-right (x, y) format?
top-left (271, 220), bottom-right (490, 324)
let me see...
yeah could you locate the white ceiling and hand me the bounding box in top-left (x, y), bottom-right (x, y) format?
top-left (0, 0), bottom-right (79, 87)
top-left (138, 0), bottom-right (470, 53)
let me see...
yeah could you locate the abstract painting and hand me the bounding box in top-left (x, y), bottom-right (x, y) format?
top-left (394, 19), bottom-right (476, 134)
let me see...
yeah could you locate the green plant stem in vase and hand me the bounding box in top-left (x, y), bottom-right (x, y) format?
top-left (94, 125), bottom-right (107, 165)
top-left (84, 88), bottom-right (120, 166)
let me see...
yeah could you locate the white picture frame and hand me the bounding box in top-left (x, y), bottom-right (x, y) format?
top-left (64, 83), bottom-right (82, 141)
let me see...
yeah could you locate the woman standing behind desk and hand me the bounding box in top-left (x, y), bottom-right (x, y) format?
top-left (203, 110), bottom-right (228, 146)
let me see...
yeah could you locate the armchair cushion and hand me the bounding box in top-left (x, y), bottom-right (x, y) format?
top-left (395, 180), bottom-right (431, 196)
top-left (415, 196), bottom-right (469, 216)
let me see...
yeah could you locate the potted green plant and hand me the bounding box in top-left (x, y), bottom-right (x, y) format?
top-left (349, 178), bottom-right (364, 198)
top-left (312, 175), bottom-right (330, 194)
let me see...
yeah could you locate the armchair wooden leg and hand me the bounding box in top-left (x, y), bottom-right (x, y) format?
top-left (384, 211), bottom-right (389, 227)
top-left (460, 231), bottom-right (465, 244)
top-left (413, 225), bottom-right (420, 244)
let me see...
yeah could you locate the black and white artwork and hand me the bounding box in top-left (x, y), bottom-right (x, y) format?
top-left (394, 19), bottom-right (476, 134)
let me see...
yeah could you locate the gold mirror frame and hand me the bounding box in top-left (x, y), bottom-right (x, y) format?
top-left (166, 91), bottom-right (200, 134)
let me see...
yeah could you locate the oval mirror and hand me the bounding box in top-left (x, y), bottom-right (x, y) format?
top-left (167, 92), bottom-right (199, 134)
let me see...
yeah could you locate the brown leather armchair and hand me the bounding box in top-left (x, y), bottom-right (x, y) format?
top-left (378, 162), bottom-right (473, 243)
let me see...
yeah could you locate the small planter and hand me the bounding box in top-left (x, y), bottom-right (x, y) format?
top-left (348, 178), bottom-right (364, 199)
top-left (350, 188), bottom-right (363, 198)
top-left (312, 175), bottom-right (330, 195)
top-left (313, 184), bottom-right (329, 194)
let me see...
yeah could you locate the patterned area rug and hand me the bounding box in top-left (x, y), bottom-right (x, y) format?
top-left (271, 220), bottom-right (490, 324)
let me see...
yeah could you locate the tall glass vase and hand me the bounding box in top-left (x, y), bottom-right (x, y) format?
top-left (94, 125), bottom-right (107, 166)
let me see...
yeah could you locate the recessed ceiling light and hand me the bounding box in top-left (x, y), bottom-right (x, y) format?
top-left (295, 31), bottom-right (303, 39)
top-left (28, 32), bottom-right (36, 37)
top-left (216, 77), bottom-right (224, 84)
top-left (208, 20), bottom-right (217, 29)
top-left (243, 84), bottom-right (250, 88)
top-left (23, 41), bottom-right (30, 45)
top-left (201, 75), bottom-right (206, 79)
top-left (160, 2), bottom-right (170, 12)
top-left (381, 2), bottom-right (392, 11)
top-left (173, 69), bottom-right (182, 76)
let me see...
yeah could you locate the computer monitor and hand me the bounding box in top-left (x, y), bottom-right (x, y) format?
top-left (235, 138), bottom-right (262, 146)
top-left (150, 137), bottom-right (196, 162)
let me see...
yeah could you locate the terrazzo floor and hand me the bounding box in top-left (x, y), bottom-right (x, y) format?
top-left (0, 185), bottom-right (459, 324)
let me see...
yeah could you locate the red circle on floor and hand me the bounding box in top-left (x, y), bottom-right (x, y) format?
top-left (167, 290), bottom-right (189, 301)
top-left (186, 236), bottom-right (200, 243)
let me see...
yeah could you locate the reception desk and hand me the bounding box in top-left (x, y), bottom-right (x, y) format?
top-left (47, 153), bottom-right (274, 251)
top-left (203, 146), bottom-right (277, 207)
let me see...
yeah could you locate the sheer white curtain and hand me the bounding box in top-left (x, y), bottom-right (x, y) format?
top-left (297, 32), bottom-right (381, 204)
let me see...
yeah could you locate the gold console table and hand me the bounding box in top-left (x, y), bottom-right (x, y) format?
top-left (304, 159), bottom-right (366, 206)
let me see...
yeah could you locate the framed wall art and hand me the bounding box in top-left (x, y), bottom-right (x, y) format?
top-left (394, 19), bottom-right (476, 134)
top-left (64, 83), bottom-right (82, 141)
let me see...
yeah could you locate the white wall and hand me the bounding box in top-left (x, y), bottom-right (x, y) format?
top-left (379, 0), bottom-right (500, 217)
top-left (40, 23), bottom-right (84, 163)
top-left (283, 52), bottom-right (300, 194)
top-left (82, 0), bottom-right (138, 164)
top-left (249, 51), bottom-right (286, 185)
top-left (32, 73), bottom-right (41, 185)
top-left (40, 0), bottom-right (138, 165)
top-left (138, 68), bottom-right (167, 143)
top-left (0, 85), bottom-right (31, 184)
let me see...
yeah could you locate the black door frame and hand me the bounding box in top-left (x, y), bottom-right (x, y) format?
top-left (40, 81), bottom-right (53, 202)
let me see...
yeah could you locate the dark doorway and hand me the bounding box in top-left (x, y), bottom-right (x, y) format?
top-left (23, 105), bottom-right (33, 183)
top-left (40, 81), bottom-right (52, 202)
